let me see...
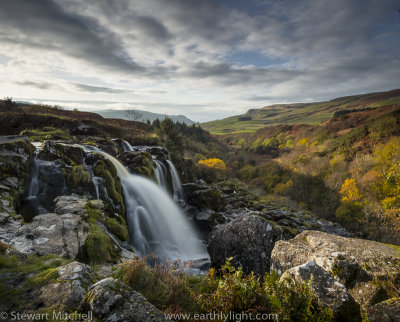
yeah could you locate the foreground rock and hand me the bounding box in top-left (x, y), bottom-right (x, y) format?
top-left (81, 277), bottom-right (169, 322)
top-left (208, 215), bottom-right (274, 276)
top-left (271, 230), bottom-right (400, 309)
top-left (281, 261), bottom-right (361, 321)
top-left (35, 261), bottom-right (94, 311)
top-left (368, 298), bottom-right (400, 322)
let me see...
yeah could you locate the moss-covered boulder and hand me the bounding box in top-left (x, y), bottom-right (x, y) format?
top-left (368, 298), bottom-right (400, 322)
top-left (81, 277), bottom-right (168, 322)
top-left (119, 151), bottom-right (156, 180)
top-left (281, 261), bottom-right (361, 321)
top-left (271, 231), bottom-right (400, 311)
top-left (185, 186), bottom-right (226, 211)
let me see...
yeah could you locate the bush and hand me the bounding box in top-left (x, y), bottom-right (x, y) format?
top-left (115, 258), bottom-right (334, 320)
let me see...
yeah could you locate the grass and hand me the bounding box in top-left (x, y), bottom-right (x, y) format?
top-left (203, 89), bottom-right (400, 134)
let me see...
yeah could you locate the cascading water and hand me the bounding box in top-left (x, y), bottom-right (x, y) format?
top-left (122, 140), bottom-right (133, 152)
top-left (154, 159), bottom-right (168, 190)
top-left (27, 153), bottom-right (39, 200)
top-left (166, 160), bottom-right (183, 201)
top-left (94, 150), bottom-right (208, 260)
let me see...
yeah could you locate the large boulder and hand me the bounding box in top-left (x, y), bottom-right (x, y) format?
top-left (271, 230), bottom-right (400, 309)
top-left (35, 261), bottom-right (94, 311)
top-left (281, 261), bottom-right (361, 321)
top-left (208, 215), bottom-right (274, 276)
top-left (368, 298), bottom-right (400, 322)
top-left (81, 277), bottom-right (169, 322)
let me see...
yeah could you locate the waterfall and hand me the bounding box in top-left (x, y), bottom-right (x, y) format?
top-left (83, 159), bottom-right (100, 200)
top-left (27, 153), bottom-right (39, 200)
top-left (96, 151), bottom-right (207, 260)
top-left (154, 159), bottom-right (168, 190)
top-left (166, 160), bottom-right (183, 201)
top-left (122, 140), bottom-right (133, 152)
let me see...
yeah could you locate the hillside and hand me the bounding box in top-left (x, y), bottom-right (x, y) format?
top-left (95, 109), bottom-right (195, 125)
top-left (202, 88), bottom-right (400, 134)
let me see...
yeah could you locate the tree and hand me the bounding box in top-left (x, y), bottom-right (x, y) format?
top-left (125, 110), bottom-right (142, 121)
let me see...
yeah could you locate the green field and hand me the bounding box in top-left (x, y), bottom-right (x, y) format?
top-left (202, 89), bottom-right (400, 134)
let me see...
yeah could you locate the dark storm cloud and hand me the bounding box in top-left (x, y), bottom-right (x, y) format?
top-left (0, 0), bottom-right (143, 73)
top-left (72, 83), bottom-right (131, 94)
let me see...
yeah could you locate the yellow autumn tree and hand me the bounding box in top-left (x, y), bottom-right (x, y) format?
top-left (198, 158), bottom-right (226, 171)
top-left (339, 178), bottom-right (362, 202)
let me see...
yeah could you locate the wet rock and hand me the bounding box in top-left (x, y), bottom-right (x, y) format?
top-left (281, 261), bottom-right (361, 321)
top-left (368, 298), bottom-right (400, 322)
top-left (0, 136), bottom-right (34, 213)
top-left (208, 215), bottom-right (274, 276)
top-left (271, 230), bottom-right (400, 309)
top-left (81, 277), bottom-right (168, 322)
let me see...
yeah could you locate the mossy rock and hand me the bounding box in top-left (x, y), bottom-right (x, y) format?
top-left (78, 225), bottom-right (119, 265)
top-left (188, 188), bottom-right (226, 211)
top-left (67, 165), bottom-right (92, 188)
top-left (93, 157), bottom-right (125, 214)
top-left (119, 151), bottom-right (156, 181)
top-left (20, 127), bottom-right (71, 142)
top-left (105, 217), bottom-right (129, 242)
top-left (38, 141), bottom-right (83, 165)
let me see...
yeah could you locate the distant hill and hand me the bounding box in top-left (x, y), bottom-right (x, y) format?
top-left (202, 88), bottom-right (400, 134)
top-left (95, 109), bottom-right (196, 125)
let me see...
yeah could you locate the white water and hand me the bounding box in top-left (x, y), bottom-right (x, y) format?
top-left (27, 154), bottom-right (39, 199)
top-left (154, 159), bottom-right (168, 190)
top-left (122, 140), bottom-right (133, 152)
top-left (97, 151), bottom-right (207, 260)
top-left (166, 160), bottom-right (183, 201)
top-left (27, 155), bottom-right (55, 200)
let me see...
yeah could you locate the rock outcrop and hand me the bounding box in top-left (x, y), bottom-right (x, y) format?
top-left (0, 195), bottom-right (91, 257)
top-left (183, 181), bottom-right (349, 238)
top-left (281, 261), bottom-right (360, 320)
top-left (271, 230), bottom-right (400, 310)
top-left (81, 277), bottom-right (169, 322)
top-left (208, 215), bottom-right (274, 276)
top-left (0, 136), bottom-right (34, 215)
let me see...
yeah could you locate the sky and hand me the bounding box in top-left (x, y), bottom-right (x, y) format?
top-left (0, 0), bottom-right (399, 122)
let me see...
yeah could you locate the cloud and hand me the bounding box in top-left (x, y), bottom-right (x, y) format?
top-left (0, 0), bottom-right (143, 74)
top-left (72, 83), bottom-right (131, 94)
top-left (15, 81), bottom-right (58, 90)
top-left (0, 0), bottom-right (399, 121)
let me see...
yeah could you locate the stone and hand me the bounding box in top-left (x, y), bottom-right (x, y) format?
top-left (81, 277), bottom-right (169, 322)
top-left (271, 230), bottom-right (400, 309)
top-left (37, 262), bottom-right (94, 311)
top-left (281, 261), bottom-right (361, 320)
top-left (207, 215), bottom-right (274, 276)
top-left (185, 187), bottom-right (226, 211)
top-left (368, 298), bottom-right (400, 322)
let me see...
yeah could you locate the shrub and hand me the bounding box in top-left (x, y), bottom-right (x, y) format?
top-left (198, 158), bottom-right (227, 171)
